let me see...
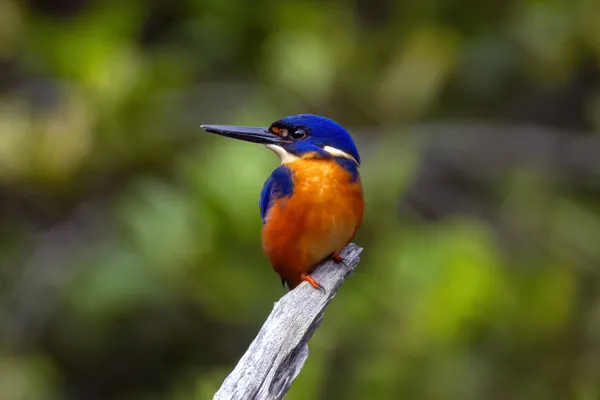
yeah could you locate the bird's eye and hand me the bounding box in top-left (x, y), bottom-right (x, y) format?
top-left (290, 129), bottom-right (306, 140)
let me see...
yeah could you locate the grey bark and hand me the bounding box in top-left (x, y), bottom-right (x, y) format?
top-left (213, 243), bottom-right (363, 400)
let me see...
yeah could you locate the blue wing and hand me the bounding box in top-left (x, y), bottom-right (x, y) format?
top-left (259, 165), bottom-right (294, 223)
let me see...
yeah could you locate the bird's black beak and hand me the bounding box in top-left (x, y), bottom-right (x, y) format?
top-left (201, 125), bottom-right (287, 145)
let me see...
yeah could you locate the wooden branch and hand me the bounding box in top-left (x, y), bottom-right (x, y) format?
top-left (213, 243), bottom-right (363, 400)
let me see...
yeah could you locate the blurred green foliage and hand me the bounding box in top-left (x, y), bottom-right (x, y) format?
top-left (1, 0), bottom-right (600, 399)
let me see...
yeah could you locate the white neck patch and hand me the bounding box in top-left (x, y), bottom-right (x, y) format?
top-left (323, 146), bottom-right (359, 165)
top-left (265, 144), bottom-right (299, 164)
top-left (265, 144), bottom-right (359, 166)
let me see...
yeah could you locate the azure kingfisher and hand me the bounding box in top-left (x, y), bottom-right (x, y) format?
top-left (201, 114), bottom-right (364, 290)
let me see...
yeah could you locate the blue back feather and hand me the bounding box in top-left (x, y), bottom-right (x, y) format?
top-left (335, 158), bottom-right (360, 183)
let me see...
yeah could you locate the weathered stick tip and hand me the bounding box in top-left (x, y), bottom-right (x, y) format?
top-left (213, 243), bottom-right (363, 400)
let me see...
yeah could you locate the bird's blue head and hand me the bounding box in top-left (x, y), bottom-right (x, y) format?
top-left (201, 114), bottom-right (360, 166)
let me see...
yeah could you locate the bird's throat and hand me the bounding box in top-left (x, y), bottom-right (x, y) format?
top-left (265, 144), bottom-right (300, 164)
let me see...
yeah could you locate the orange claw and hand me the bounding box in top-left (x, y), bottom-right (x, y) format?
top-left (300, 273), bottom-right (324, 292)
top-left (331, 252), bottom-right (344, 263)
top-left (331, 250), bottom-right (349, 269)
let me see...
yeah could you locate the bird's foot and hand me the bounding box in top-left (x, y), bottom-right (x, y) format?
top-left (331, 251), bottom-right (348, 268)
top-left (331, 253), bottom-right (344, 263)
top-left (300, 273), bottom-right (326, 294)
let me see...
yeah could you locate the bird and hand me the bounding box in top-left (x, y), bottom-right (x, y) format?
top-left (201, 114), bottom-right (364, 291)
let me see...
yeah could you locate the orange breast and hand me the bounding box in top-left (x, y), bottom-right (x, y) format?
top-left (261, 158), bottom-right (364, 288)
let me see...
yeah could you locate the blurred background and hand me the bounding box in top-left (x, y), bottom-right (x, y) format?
top-left (1, 0), bottom-right (600, 399)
